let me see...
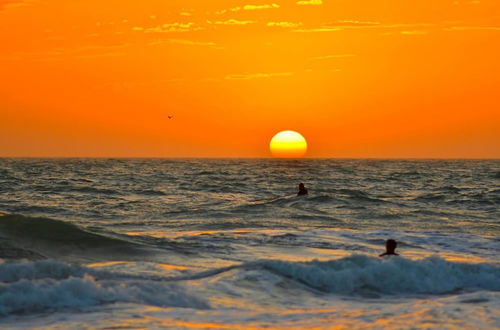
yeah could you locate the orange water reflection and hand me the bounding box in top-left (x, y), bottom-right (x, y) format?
top-left (125, 228), bottom-right (296, 239)
top-left (87, 261), bottom-right (129, 268)
top-left (159, 263), bottom-right (188, 271)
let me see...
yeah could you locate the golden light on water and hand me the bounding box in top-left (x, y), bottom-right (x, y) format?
top-left (269, 130), bottom-right (308, 158)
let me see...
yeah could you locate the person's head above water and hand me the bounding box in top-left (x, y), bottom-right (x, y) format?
top-left (298, 182), bottom-right (308, 196)
top-left (379, 239), bottom-right (399, 256)
top-left (386, 239), bottom-right (397, 253)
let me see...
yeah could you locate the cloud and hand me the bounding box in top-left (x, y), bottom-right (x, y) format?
top-left (243, 4), bottom-right (280, 10)
top-left (214, 8), bottom-right (239, 15)
top-left (293, 20), bottom-right (380, 33)
top-left (330, 20), bottom-right (381, 27)
top-left (296, 0), bottom-right (323, 5)
top-left (216, 3), bottom-right (279, 14)
top-left (267, 21), bottom-right (302, 28)
top-left (293, 27), bottom-right (342, 33)
top-left (132, 22), bottom-right (201, 33)
top-left (400, 30), bottom-right (428, 35)
top-left (225, 72), bottom-right (293, 80)
top-left (453, 0), bottom-right (481, 4)
top-left (168, 39), bottom-right (217, 47)
top-left (0, 0), bottom-right (34, 10)
top-left (146, 38), bottom-right (221, 48)
top-left (445, 26), bottom-right (500, 31)
top-left (293, 22), bottom-right (434, 33)
top-left (210, 19), bottom-right (255, 25)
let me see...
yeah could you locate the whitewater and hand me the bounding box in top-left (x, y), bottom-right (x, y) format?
top-left (0, 159), bottom-right (498, 329)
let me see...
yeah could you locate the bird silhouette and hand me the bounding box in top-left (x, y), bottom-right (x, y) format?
top-left (168, 115), bottom-right (174, 119)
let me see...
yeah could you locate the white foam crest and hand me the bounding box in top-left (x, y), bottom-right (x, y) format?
top-left (0, 261), bottom-right (208, 316)
top-left (0, 277), bottom-right (209, 316)
top-left (0, 260), bottom-right (87, 283)
top-left (256, 255), bottom-right (500, 295)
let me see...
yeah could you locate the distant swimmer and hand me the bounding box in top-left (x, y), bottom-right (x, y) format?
top-left (297, 183), bottom-right (308, 196)
top-left (379, 239), bottom-right (399, 257)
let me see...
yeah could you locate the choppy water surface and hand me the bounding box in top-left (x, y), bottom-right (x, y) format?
top-left (0, 159), bottom-right (498, 328)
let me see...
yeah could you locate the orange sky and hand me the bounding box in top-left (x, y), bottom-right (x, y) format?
top-left (1, 0), bottom-right (499, 157)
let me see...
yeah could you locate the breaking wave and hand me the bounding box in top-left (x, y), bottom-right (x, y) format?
top-left (0, 254), bottom-right (499, 316)
top-left (0, 260), bottom-right (208, 316)
top-left (251, 255), bottom-right (500, 295)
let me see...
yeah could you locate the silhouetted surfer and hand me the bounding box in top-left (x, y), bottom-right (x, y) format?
top-left (379, 239), bottom-right (399, 257)
top-left (297, 183), bottom-right (308, 196)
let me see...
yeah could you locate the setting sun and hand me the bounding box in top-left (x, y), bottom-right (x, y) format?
top-left (269, 130), bottom-right (308, 158)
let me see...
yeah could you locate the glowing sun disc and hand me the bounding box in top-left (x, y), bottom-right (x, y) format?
top-left (269, 130), bottom-right (308, 158)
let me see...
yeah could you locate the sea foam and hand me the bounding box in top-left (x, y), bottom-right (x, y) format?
top-left (254, 255), bottom-right (500, 295)
top-left (0, 260), bottom-right (208, 316)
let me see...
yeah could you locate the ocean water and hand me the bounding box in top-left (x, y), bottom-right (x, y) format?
top-left (0, 158), bottom-right (498, 329)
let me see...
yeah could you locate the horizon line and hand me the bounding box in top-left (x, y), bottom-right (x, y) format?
top-left (1, 157), bottom-right (499, 160)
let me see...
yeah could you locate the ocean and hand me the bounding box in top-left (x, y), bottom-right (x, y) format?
top-left (0, 159), bottom-right (498, 329)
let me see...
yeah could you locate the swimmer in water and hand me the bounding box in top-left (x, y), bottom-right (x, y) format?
top-left (379, 239), bottom-right (399, 257)
top-left (297, 183), bottom-right (308, 196)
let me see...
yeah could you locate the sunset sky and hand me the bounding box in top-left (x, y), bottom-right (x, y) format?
top-left (1, 0), bottom-right (499, 158)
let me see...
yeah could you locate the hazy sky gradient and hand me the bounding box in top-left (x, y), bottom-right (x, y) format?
top-left (1, 0), bottom-right (499, 157)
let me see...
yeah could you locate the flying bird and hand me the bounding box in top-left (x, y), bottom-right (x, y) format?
top-left (168, 115), bottom-right (174, 119)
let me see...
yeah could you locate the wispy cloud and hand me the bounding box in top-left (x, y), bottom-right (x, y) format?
top-left (293, 27), bottom-right (342, 33)
top-left (225, 72), bottom-right (293, 80)
top-left (267, 21), bottom-right (302, 28)
top-left (215, 3), bottom-right (279, 14)
top-left (296, 0), bottom-right (323, 5)
top-left (293, 20), bottom-right (380, 33)
top-left (214, 8), bottom-right (239, 15)
top-left (243, 4), bottom-right (280, 10)
top-left (400, 30), bottom-right (428, 35)
top-left (293, 22), bottom-right (434, 33)
top-left (329, 20), bottom-right (381, 27)
top-left (0, 0), bottom-right (35, 10)
top-left (210, 19), bottom-right (255, 26)
top-left (453, 0), bottom-right (481, 5)
top-left (147, 38), bottom-right (221, 49)
top-left (132, 22), bottom-right (201, 33)
top-left (445, 26), bottom-right (500, 31)
top-left (292, 22), bottom-right (500, 35)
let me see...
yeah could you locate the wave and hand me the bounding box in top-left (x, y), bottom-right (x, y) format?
top-left (65, 186), bottom-right (121, 195)
top-left (0, 260), bottom-right (208, 316)
top-left (0, 214), bottom-right (151, 262)
top-left (412, 193), bottom-right (446, 202)
top-left (0, 255), bottom-right (498, 316)
top-left (432, 185), bottom-right (461, 193)
top-left (133, 189), bottom-right (166, 196)
top-left (388, 171), bottom-right (422, 178)
top-left (232, 191), bottom-right (384, 213)
top-left (249, 255), bottom-right (500, 296)
top-left (335, 189), bottom-right (388, 203)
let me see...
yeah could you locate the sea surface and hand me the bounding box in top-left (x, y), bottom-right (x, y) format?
top-left (0, 159), bottom-right (498, 329)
